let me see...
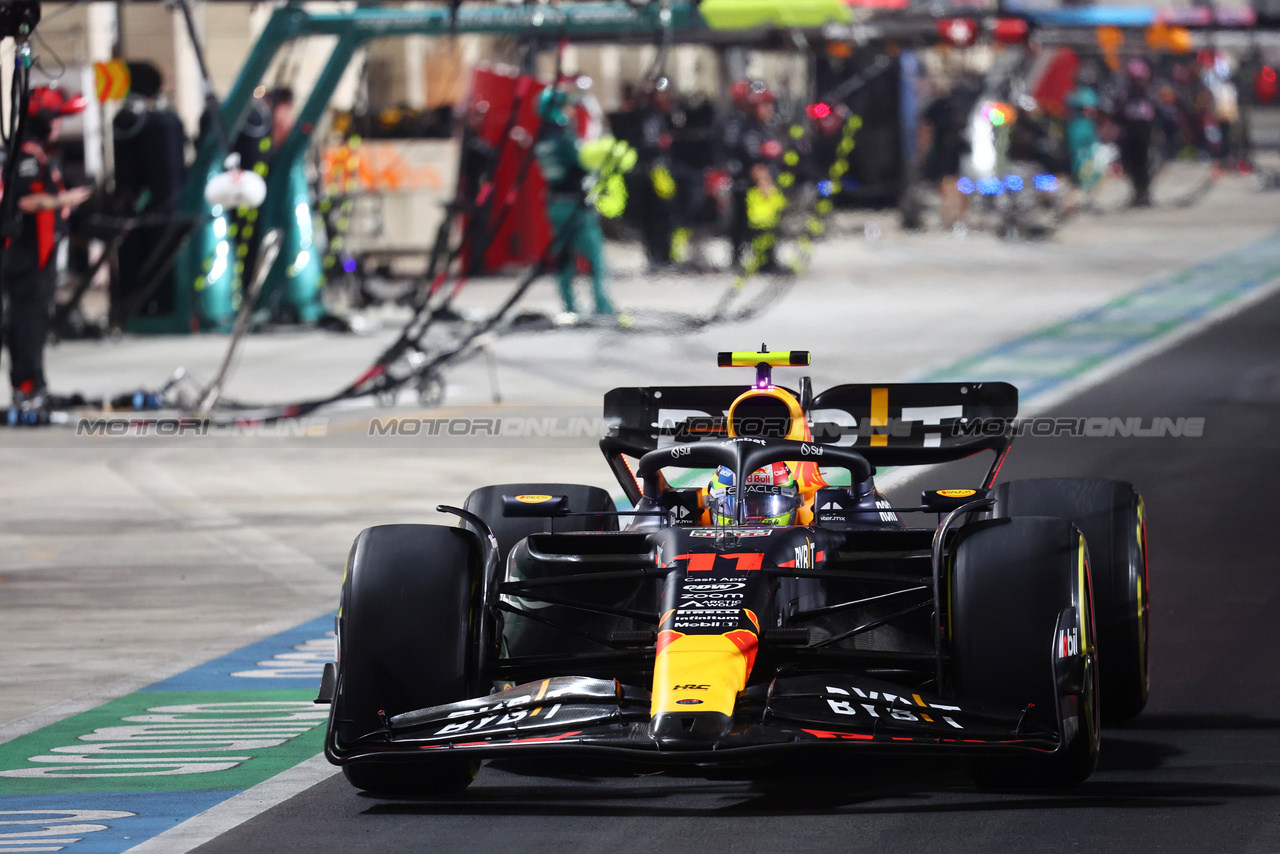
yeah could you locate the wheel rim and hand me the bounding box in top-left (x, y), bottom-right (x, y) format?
top-left (1082, 550), bottom-right (1101, 757)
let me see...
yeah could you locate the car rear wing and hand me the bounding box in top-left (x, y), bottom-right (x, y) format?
top-left (808, 381), bottom-right (1018, 462)
top-left (601, 382), bottom-right (1017, 504)
top-left (602, 385), bottom-right (793, 454)
top-left (601, 385), bottom-right (779, 503)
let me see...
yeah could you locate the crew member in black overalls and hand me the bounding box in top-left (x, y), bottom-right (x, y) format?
top-left (2, 87), bottom-right (91, 420)
top-left (633, 80), bottom-right (676, 271)
top-left (112, 62), bottom-right (187, 323)
top-left (1115, 60), bottom-right (1157, 208)
top-left (718, 80), bottom-right (782, 271)
top-left (458, 99), bottom-right (496, 273)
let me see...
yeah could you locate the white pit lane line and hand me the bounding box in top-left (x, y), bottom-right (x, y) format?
top-left (123, 755), bottom-right (338, 854)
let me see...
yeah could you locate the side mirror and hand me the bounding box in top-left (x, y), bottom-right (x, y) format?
top-left (501, 494), bottom-right (571, 518)
top-left (920, 488), bottom-right (991, 512)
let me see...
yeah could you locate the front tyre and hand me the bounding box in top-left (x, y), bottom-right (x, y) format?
top-left (328, 524), bottom-right (483, 795)
top-left (951, 517), bottom-right (1100, 786)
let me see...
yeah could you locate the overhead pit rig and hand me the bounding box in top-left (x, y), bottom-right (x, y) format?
top-left (133, 0), bottom-right (1269, 334)
top-left (161, 0), bottom-right (861, 334)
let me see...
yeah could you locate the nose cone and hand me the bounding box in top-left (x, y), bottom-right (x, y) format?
top-left (649, 635), bottom-right (755, 747)
top-left (649, 710), bottom-right (733, 747)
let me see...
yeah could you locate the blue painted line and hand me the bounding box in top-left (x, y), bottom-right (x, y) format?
top-left (142, 615), bottom-right (333, 693)
top-left (0, 792), bottom-right (232, 854)
top-left (0, 615), bottom-right (336, 853)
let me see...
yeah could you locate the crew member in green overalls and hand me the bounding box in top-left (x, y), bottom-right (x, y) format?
top-left (535, 84), bottom-right (614, 318)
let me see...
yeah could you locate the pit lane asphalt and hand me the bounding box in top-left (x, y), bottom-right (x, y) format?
top-left (192, 273), bottom-right (1280, 853)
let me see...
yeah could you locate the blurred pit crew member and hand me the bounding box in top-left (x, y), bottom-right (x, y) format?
top-left (919, 78), bottom-right (971, 230)
top-left (535, 83), bottom-right (615, 318)
top-left (1115, 59), bottom-right (1157, 207)
top-left (634, 78), bottom-right (677, 271)
top-left (2, 87), bottom-right (92, 419)
top-left (458, 99), bottom-right (495, 270)
top-left (719, 80), bottom-right (784, 271)
top-left (1065, 86), bottom-right (1102, 190)
top-left (112, 62), bottom-right (187, 323)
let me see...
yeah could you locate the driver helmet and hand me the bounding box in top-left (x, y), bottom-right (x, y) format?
top-left (707, 462), bottom-right (801, 527)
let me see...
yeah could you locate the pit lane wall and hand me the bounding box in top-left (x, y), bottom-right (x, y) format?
top-left (0, 616), bottom-right (334, 854)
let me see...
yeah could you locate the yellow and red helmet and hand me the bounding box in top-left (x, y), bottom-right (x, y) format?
top-left (707, 462), bottom-right (800, 526)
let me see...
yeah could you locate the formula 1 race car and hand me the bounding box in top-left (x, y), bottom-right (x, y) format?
top-left (319, 350), bottom-right (1149, 794)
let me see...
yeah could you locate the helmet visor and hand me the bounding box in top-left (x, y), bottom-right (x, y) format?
top-left (708, 486), bottom-right (799, 526)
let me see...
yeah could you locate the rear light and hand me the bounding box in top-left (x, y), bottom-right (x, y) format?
top-left (806, 102), bottom-right (832, 120)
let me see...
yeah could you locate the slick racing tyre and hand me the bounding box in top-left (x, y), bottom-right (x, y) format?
top-left (330, 524), bottom-right (483, 795)
top-left (994, 478), bottom-right (1149, 723)
top-left (463, 483), bottom-right (619, 565)
top-left (951, 517), bottom-right (1100, 786)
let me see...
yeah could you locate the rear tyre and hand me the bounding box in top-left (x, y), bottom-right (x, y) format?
top-left (952, 517), bottom-right (1100, 786)
top-left (329, 524), bottom-right (482, 795)
top-left (462, 483), bottom-right (619, 565)
top-left (994, 478), bottom-right (1149, 722)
